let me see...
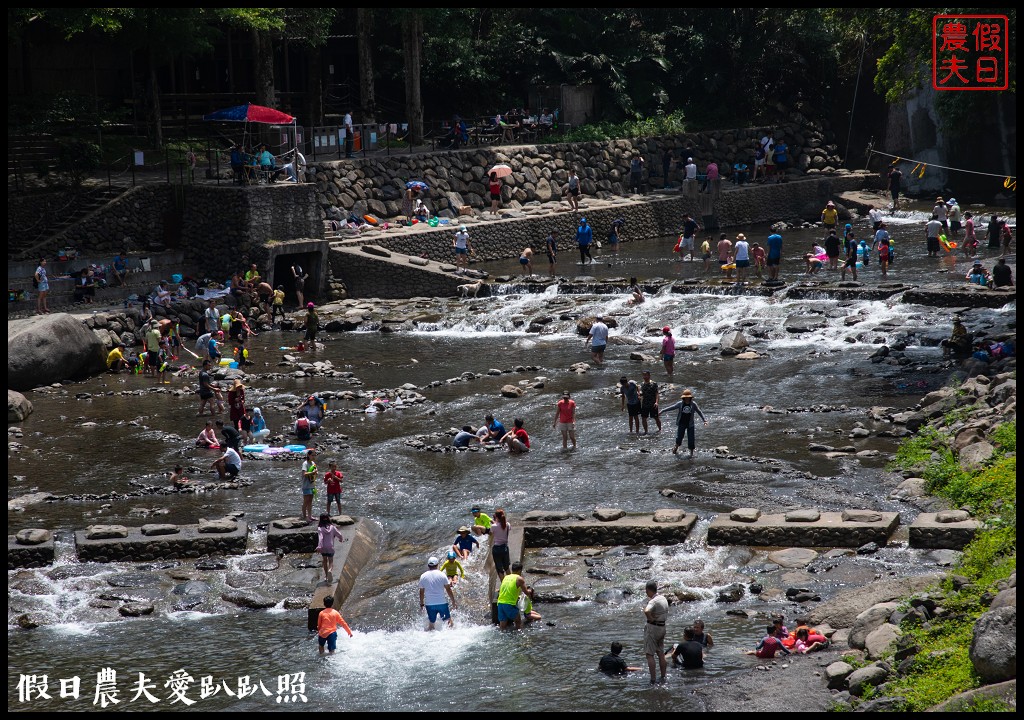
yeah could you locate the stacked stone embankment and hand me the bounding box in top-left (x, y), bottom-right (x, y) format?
top-left (312, 124), bottom-right (847, 220)
top-left (74, 520), bottom-right (248, 562)
top-left (707, 509), bottom-right (900, 548)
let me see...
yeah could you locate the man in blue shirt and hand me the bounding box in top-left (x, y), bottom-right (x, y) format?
top-left (111, 253), bottom-right (128, 287)
top-left (766, 233), bottom-right (783, 282)
top-left (576, 217), bottom-right (594, 264)
top-left (483, 414), bottom-right (506, 443)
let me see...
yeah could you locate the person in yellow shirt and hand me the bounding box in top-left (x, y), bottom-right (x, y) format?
top-left (106, 343), bottom-right (127, 373)
top-left (821, 201), bottom-right (839, 235)
top-left (497, 562), bottom-right (527, 630)
top-left (316, 595), bottom-right (353, 655)
top-left (272, 285), bottom-right (286, 325)
top-left (439, 550), bottom-right (465, 586)
top-left (471, 507), bottom-right (492, 535)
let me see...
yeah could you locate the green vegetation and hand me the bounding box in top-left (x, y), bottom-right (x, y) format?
top-left (871, 422), bottom-right (1016, 711)
top-left (557, 111), bottom-right (687, 143)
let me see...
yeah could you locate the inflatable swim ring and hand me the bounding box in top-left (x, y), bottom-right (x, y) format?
top-left (721, 263), bottom-right (737, 270)
top-left (284, 444), bottom-right (307, 453)
top-left (363, 214), bottom-right (379, 226)
top-left (243, 444), bottom-right (269, 453)
top-left (218, 358), bottom-right (232, 366)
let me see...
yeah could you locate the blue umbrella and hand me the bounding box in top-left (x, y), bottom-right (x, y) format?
top-left (406, 180), bottom-right (429, 191)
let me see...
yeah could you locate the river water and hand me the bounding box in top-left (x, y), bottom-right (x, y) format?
top-left (8, 206), bottom-right (1016, 711)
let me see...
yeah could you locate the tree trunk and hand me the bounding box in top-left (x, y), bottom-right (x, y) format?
top-left (357, 8), bottom-right (377, 124)
top-left (148, 47), bottom-right (163, 150)
top-left (402, 12), bottom-right (423, 144)
top-left (306, 45), bottom-right (324, 128)
top-left (254, 29), bottom-right (275, 107)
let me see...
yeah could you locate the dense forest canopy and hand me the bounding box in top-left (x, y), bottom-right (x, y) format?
top-left (7, 7), bottom-right (1015, 146)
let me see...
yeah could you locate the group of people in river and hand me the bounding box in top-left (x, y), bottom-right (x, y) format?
top-left (601, 582), bottom-right (829, 684)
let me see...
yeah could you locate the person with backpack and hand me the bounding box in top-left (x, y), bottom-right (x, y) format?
top-left (296, 395), bottom-right (326, 440)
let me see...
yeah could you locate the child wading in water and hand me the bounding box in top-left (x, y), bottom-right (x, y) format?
top-left (314, 513), bottom-right (346, 584)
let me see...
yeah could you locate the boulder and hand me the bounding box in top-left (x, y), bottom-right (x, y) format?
top-left (85, 524), bottom-right (129, 540)
top-left (8, 390), bottom-right (33, 423)
top-left (959, 441), bottom-right (995, 470)
top-left (864, 623), bottom-right (902, 659)
top-left (936, 510), bottom-right (971, 523)
top-left (9, 314), bottom-right (107, 390)
top-left (847, 664), bottom-right (889, 696)
top-left (500, 384), bottom-right (524, 398)
top-left (730, 508), bottom-right (761, 522)
top-left (767, 548), bottom-right (819, 568)
top-left (785, 509), bottom-right (821, 522)
top-left (784, 315), bottom-right (827, 333)
top-left (990, 586), bottom-right (1016, 610)
top-left (824, 661), bottom-right (855, 690)
top-left (716, 583), bottom-right (745, 603)
top-left (272, 517), bottom-right (312, 530)
top-left (198, 518), bottom-right (238, 534)
top-left (719, 330), bottom-right (749, 352)
top-left (15, 528), bottom-right (51, 545)
top-left (220, 589), bottom-right (278, 609)
top-left (849, 602), bottom-right (899, 649)
top-left (593, 508), bottom-right (626, 522)
top-left (653, 509), bottom-right (686, 523)
top-left (969, 606), bottom-right (1017, 683)
top-left (842, 509), bottom-right (883, 523)
top-left (118, 602), bottom-right (155, 617)
top-left (140, 524), bottom-right (179, 536)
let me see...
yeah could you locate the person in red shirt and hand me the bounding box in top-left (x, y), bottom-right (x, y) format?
top-left (323, 461), bottom-right (344, 515)
top-left (500, 418), bottom-right (530, 454)
top-left (745, 624), bottom-right (792, 659)
top-left (316, 595), bottom-right (352, 655)
top-left (552, 391), bottom-right (577, 450)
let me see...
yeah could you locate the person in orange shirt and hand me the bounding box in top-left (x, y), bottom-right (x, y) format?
top-left (317, 595), bottom-right (353, 655)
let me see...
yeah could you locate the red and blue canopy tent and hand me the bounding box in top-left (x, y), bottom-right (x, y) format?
top-left (203, 103), bottom-right (298, 158)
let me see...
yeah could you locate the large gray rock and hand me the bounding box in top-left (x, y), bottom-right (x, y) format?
top-left (824, 661), bottom-right (855, 690)
top-left (8, 390), bottom-right (33, 423)
top-left (849, 602), bottom-right (899, 649)
top-left (809, 576), bottom-right (942, 629)
top-left (9, 314), bottom-right (107, 390)
top-left (767, 548), bottom-right (819, 568)
top-left (847, 664), bottom-right (889, 696)
top-left (719, 330), bottom-right (749, 351)
top-left (959, 442), bottom-right (995, 470)
top-left (864, 623), bottom-right (902, 659)
top-left (15, 528), bottom-right (52, 545)
top-left (969, 606), bottom-right (1016, 683)
top-left (593, 508), bottom-right (625, 522)
top-left (85, 525), bottom-right (129, 540)
top-left (729, 508), bottom-right (761, 522)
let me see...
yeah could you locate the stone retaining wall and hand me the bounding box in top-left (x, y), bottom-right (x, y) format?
top-left (707, 510), bottom-right (900, 548)
top-left (311, 124), bottom-right (847, 220)
top-left (332, 174), bottom-right (871, 265)
top-left (74, 522), bottom-right (248, 562)
top-left (908, 513), bottom-right (980, 549)
top-left (522, 514), bottom-right (698, 547)
top-left (330, 245), bottom-right (472, 299)
top-left (8, 531), bottom-right (55, 569)
top-left (267, 515), bottom-right (357, 554)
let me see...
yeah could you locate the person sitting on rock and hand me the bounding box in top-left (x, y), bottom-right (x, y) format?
top-left (940, 316), bottom-right (973, 358)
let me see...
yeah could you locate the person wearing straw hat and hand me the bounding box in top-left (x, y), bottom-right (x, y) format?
top-left (452, 525), bottom-right (480, 560)
top-left (227, 378), bottom-right (246, 428)
top-left (661, 389), bottom-right (708, 458)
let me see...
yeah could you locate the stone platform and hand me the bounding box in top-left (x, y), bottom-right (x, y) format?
top-left (707, 508), bottom-right (900, 548)
top-left (908, 512), bottom-right (980, 550)
top-left (74, 519), bottom-right (248, 562)
top-left (8, 529), bottom-right (55, 569)
top-left (267, 514), bottom-right (357, 554)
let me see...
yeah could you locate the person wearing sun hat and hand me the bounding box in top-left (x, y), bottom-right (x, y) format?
top-left (418, 556), bottom-right (457, 630)
top-left (453, 224), bottom-right (473, 270)
top-left (933, 196), bottom-right (949, 233)
top-left (821, 200), bottom-right (838, 235)
top-left (947, 198), bottom-right (962, 237)
top-left (661, 389), bottom-right (708, 458)
top-left (452, 525), bottom-right (480, 560)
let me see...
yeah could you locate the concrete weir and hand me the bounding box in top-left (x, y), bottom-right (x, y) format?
top-left (8, 529), bottom-right (55, 569)
top-left (306, 518), bottom-right (383, 631)
top-left (74, 520), bottom-right (249, 562)
top-left (908, 512), bottom-right (980, 550)
top-left (486, 510), bottom-right (698, 623)
top-left (707, 508), bottom-right (900, 548)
